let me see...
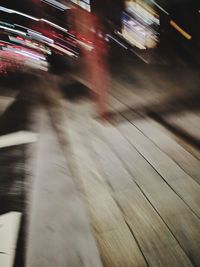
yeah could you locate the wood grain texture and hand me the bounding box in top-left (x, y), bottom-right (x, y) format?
top-left (117, 119), bottom-right (200, 218)
top-left (87, 120), bottom-right (194, 267)
top-left (64, 102), bottom-right (146, 267)
top-left (89, 108), bottom-right (200, 266)
top-left (115, 188), bottom-right (193, 267)
top-left (165, 111), bottom-right (200, 142)
top-left (96, 228), bottom-right (147, 267)
top-left (92, 139), bottom-right (193, 267)
top-left (132, 118), bottom-right (200, 184)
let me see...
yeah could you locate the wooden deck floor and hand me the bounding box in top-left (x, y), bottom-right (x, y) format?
top-left (60, 94), bottom-right (200, 267)
top-left (29, 73), bottom-right (200, 267)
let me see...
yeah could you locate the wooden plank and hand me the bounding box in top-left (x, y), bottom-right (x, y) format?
top-left (26, 109), bottom-right (103, 267)
top-left (96, 228), bottom-right (147, 267)
top-left (89, 124), bottom-right (196, 267)
top-left (110, 70), bottom-right (200, 159)
top-left (91, 138), bottom-right (194, 267)
top-left (65, 101), bottom-right (195, 267)
top-left (110, 78), bottom-right (170, 112)
top-left (115, 188), bottom-right (193, 267)
top-left (116, 118), bottom-right (200, 218)
top-left (132, 118), bottom-right (200, 184)
top-left (89, 110), bottom-right (200, 266)
top-left (88, 195), bottom-right (147, 267)
top-left (111, 82), bottom-right (145, 108)
top-left (164, 111), bottom-right (200, 142)
top-left (110, 79), bottom-right (200, 160)
top-left (107, 94), bottom-right (127, 113)
top-left (91, 134), bottom-right (134, 192)
top-left (111, 93), bottom-right (200, 160)
top-left (65, 101), bottom-right (147, 267)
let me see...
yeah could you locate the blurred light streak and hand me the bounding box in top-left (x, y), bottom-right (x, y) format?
top-left (170, 20), bottom-right (192, 40)
top-left (3, 47), bottom-right (45, 61)
top-left (54, 35), bottom-right (77, 47)
top-left (55, 41), bottom-right (79, 54)
top-left (14, 24), bottom-right (42, 36)
top-left (49, 43), bottom-right (76, 56)
top-left (41, 1), bottom-right (64, 11)
top-left (17, 49), bottom-right (46, 60)
top-left (121, 3), bottom-right (159, 49)
top-left (0, 25), bottom-right (26, 36)
top-left (130, 48), bottom-right (149, 64)
top-left (70, 0), bottom-right (91, 12)
top-left (28, 30), bottom-right (54, 44)
top-left (76, 39), bottom-right (93, 51)
top-left (9, 36), bottom-right (52, 55)
top-left (40, 19), bottom-right (69, 33)
top-left (41, 0), bottom-right (70, 10)
top-left (150, 0), bottom-right (169, 15)
top-left (0, 6), bottom-right (70, 35)
top-left (126, 1), bottom-right (159, 25)
top-left (107, 34), bottom-right (128, 49)
top-left (0, 6), bottom-right (39, 21)
top-left (0, 40), bottom-right (13, 46)
top-left (0, 21), bottom-right (14, 28)
top-left (25, 60), bottom-right (48, 71)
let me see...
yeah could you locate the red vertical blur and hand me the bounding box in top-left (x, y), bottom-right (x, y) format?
top-left (72, 6), bottom-right (110, 118)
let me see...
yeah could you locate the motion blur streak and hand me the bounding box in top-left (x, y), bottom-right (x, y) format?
top-left (28, 30), bottom-right (54, 44)
top-left (49, 43), bottom-right (77, 56)
top-left (0, 6), bottom-right (40, 21)
top-left (0, 26), bottom-right (26, 36)
top-left (40, 18), bottom-right (69, 33)
top-left (1, 1), bottom-right (200, 267)
top-left (170, 20), bottom-right (192, 40)
top-left (41, 0), bottom-right (70, 10)
top-left (0, 5), bottom-right (70, 34)
top-left (150, 0), bottom-right (169, 15)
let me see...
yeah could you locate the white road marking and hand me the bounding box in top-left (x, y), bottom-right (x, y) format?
top-left (0, 131), bottom-right (38, 148)
top-left (0, 212), bottom-right (21, 267)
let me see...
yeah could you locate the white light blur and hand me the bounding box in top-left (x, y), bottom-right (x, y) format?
top-left (9, 36), bottom-right (52, 55)
top-left (70, 0), bottom-right (91, 12)
top-left (107, 34), bottom-right (128, 49)
top-left (14, 24), bottom-right (42, 35)
top-left (0, 25), bottom-right (26, 36)
top-left (2, 46), bottom-right (46, 62)
top-left (41, 0), bottom-right (70, 11)
top-left (28, 30), bottom-right (54, 44)
top-left (49, 43), bottom-right (76, 57)
top-left (150, 0), bottom-right (169, 15)
top-left (0, 6), bottom-right (39, 21)
top-left (40, 19), bottom-right (69, 34)
top-left (0, 6), bottom-right (71, 35)
top-left (18, 49), bottom-right (46, 60)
